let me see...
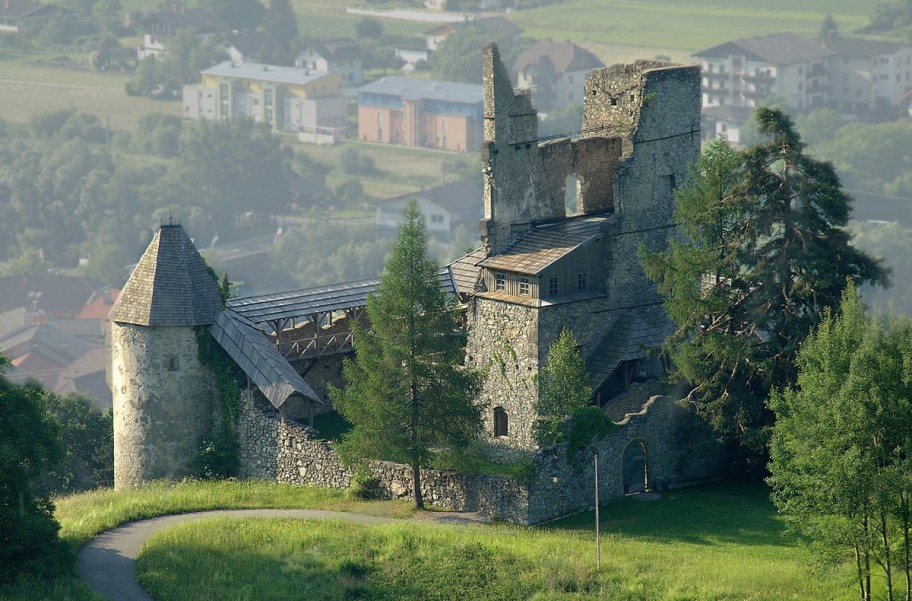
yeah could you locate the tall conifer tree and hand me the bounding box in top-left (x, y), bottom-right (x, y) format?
top-left (641, 108), bottom-right (886, 450)
top-left (331, 203), bottom-right (482, 509)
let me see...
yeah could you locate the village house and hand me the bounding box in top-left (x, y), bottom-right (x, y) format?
top-left (375, 181), bottom-right (482, 241)
top-left (294, 38), bottom-right (363, 86)
top-left (356, 76), bottom-right (483, 152)
top-left (0, 0), bottom-right (68, 33)
top-left (224, 30), bottom-right (278, 65)
top-left (512, 39), bottom-right (605, 112)
top-left (137, 6), bottom-right (226, 60)
top-left (695, 32), bottom-right (833, 111)
top-left (823, 36), bottom-right (912, 116)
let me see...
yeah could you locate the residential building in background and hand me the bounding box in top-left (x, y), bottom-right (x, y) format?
top-left (512, 39), bottom-right (605, 112)
top-left (695, 32), bottom-right (832, 111)
top-left (356, 76), bottom-right (483, 152)
top-left (701, 105), bottom-right (753, 146)
top-left (375, 181), bottom-right (482, 241)
top-left (823, 36), bottom-right (912, 115)
top-left (0, 0), bottom-right (68, 33)
top-left (225, 30), bottom-right (278, 65)
top-left (183, 61), bottom-right (347, 138)
top-left (294, 38), bottom-right (363, 86)
top-left (137, 6), bottom-right (226, 60)
top-left (0, 273), bottom-right (119, 408)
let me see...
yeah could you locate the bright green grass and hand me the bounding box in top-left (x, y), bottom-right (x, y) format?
top-left (0, 481), bottom-right (412, 601)
top-left (135, 484), bottom-right (858, 601)
top-left (511, 0), bottom-right (874, 52)
top-left (55, 479), bottom-right (413, 549)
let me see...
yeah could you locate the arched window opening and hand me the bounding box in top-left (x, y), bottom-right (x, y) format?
top-left (493, 407), bottom-right (508, 437)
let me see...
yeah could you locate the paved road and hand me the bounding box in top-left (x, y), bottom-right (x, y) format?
top-left (77, 509), bottom-right (391, 601)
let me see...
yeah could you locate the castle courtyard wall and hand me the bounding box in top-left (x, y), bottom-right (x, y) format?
top-left (237, 388), bottom-right (723, 525)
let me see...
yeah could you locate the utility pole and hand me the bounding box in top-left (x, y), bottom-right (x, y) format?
top-left (594, 453), bottom-right (600, 572)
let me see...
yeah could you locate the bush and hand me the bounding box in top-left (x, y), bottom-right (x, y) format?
top-left (348, 466), bottom-right (383, 500)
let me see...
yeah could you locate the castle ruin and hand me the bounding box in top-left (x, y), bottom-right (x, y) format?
top-left (108, 45), bottom-right (723, 524)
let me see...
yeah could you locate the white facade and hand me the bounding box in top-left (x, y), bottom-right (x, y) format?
top-left (294, 46), bottom-right (363, 85)
top-left (701, 56), bottom-right (828, 110)
top-left (516, 68), bottom-right (591, 110)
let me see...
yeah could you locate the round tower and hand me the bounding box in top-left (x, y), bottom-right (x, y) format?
top-left (109, 224), bottom-right (223, 489)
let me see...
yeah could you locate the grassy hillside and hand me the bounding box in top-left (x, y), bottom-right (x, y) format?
top-left (133, 484), bottom-right (861, 601)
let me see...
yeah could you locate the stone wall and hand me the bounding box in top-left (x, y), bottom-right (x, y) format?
top-left (238, 390), bottom-right (530, 522)
top-left (238, 385), bottom-right (723, 525)
top-left (464, 297), bottom-right (540, 453)
top-left (111, 323), bottom-right (215, 488)
top-left (525, 395), bottom-right (725, 524)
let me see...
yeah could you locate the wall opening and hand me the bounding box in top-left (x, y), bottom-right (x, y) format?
top-left (493, 407), bottom-right (508, 437)
top-left (622, 440), bottom-right (648, 494)
top-left (564, 174), bottom-right (581, 216)
top-left (167, 356), bottom-right (179, 371)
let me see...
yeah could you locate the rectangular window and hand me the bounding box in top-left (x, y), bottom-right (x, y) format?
top-left (519, 276), bottom-right (530, 296)
top-left (577, 272), bottom-right (588, 292)
top-left (430, 214), bottom-right (444, 224)
top-left (494, 272), bottom-right (505, 292)
top-left (548, 277), bottom-right (558, 295)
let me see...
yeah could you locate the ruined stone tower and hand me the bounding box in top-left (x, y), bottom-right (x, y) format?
top-left (463, 45), bottom-right (701, 452)
top-left (109, 224), bottom-right (223, 488)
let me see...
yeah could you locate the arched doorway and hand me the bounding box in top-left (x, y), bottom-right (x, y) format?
top-left (622, 440), bottom-right (648, 494)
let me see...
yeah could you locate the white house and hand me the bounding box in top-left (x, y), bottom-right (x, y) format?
top-left (137, 6), bottom-right (226, 60)
top-left (512, 39), bottom-right (604, 112)
top-left (824, 37), bottom-right (912, 115)
top-left (294, 39), bottom-right (362, 86)
top-left (376, 181), bottom-right (482, 241)
top-left (695, 32), bottom-right (833, 111)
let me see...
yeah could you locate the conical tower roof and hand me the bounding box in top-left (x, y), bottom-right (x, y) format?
top-left (110, 224), bottom-right (222, 326)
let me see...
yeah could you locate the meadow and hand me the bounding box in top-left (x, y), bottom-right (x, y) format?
top-left (129, 484), bottom-right (860, 601)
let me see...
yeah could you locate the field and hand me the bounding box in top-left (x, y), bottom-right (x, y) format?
top-left (133, 483), bottom-right (862, 601)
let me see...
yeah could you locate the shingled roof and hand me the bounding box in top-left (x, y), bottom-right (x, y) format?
top-left (513, 39), bottom-right (604, 75)
top-left (696, 33), bottom-right (833, 66)
top-left (480, 215), bottom-right (607, 275)
top-left (209, 310), bottom-right (321, 409)
top-left (110, 224), bottom-right (222, 326)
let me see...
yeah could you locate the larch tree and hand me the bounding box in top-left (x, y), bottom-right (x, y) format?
top-left (330, 202), bottom-right (483, 509)
top-left (641, 108), bottom-right (886, 451)
top-left (535, 328), bottom-right (593, 445)
top-left (768, 284), bottom-right (912, 601)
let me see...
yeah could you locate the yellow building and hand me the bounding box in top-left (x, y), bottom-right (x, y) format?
top-left (183, 61), bottom-right (347, 136)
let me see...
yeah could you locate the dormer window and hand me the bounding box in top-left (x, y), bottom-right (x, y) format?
top-left (549, 277), bottom-right (558, 296)
top-left (495, 272), bottom-right (505, 292)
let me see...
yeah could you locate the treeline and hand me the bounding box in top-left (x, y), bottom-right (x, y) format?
top-left (0, 110), bottom-right (302, 284)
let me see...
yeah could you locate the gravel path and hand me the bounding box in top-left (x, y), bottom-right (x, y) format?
top-left (77, 509), bottom-right (394, 601)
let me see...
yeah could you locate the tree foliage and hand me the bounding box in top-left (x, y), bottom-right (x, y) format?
top-left (431, 28), bottom-right (524, 84)
top-left (641, 109), bottom-right (886, 450)
top-left (0, 357), bottom-right (70, 584)
top-left (330, 203), bottom-right (483, 509)
top-left (35, 393), bottom-right (113, 496)
top-left (263, 0), bottom-right (298, 54)
top-left (769, 284), bottom-right (912, 601)
top-left (535, 328), bottom-right (593, 445)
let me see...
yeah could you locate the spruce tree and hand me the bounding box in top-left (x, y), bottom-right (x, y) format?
top-left (330, 203), bottom-right (482, 509)
top-left (641, 108), bottom-right (886, 450)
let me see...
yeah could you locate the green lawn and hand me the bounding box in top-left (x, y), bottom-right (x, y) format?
top-left (510, 0), bottom-right (876, 54)
top-left (131, 484), bottom-right (860, 601)
top-left (0, 480), bottom-right (412, 601)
